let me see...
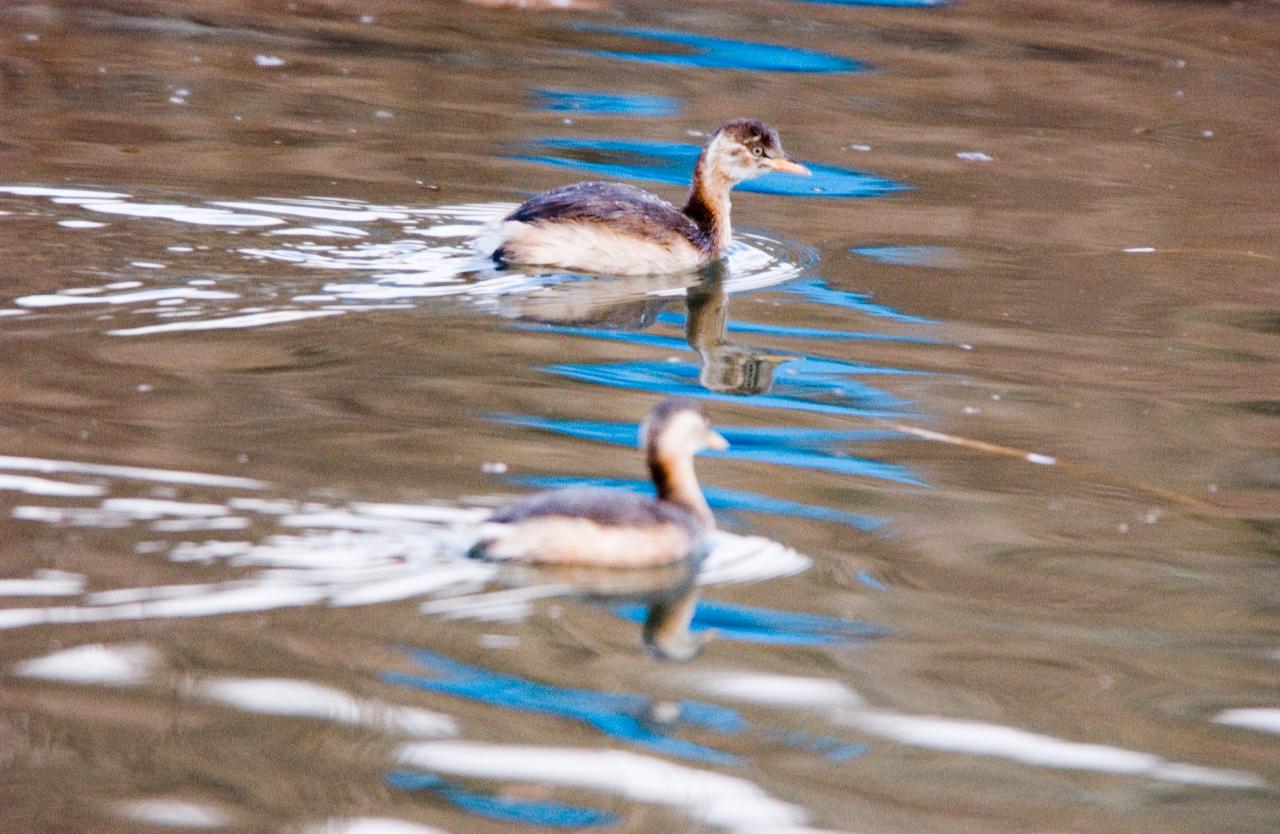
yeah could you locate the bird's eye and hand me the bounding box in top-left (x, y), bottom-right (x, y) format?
top-left (751, 146), bottom-right (764, 156)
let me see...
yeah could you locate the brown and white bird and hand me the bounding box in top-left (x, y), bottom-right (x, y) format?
top-left (492, 119), bottom-right (810, 275)
top-left (470, 398), bottom-right (727, 568)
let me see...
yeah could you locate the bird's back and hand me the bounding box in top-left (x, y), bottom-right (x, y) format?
top-left (494, 182), bottom-right (710, 275)
top-left (506, 182), bottom-right (701, 244)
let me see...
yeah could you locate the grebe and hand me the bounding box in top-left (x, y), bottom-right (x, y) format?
top-left (492, 119), bottom-right (810, 276)
top-left (471, 398), bottom-right (727, 567)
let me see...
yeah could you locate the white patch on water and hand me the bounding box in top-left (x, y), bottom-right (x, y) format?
top-left (79, 200), bottom-right (282, 226)
top-left (265, 225), bottom-right (369, 238)
top-left (836, 710), bottom-right (1263, 789)
top-left (1214, 707), bottom-right (1280, 734)
top-left (13, 642), bottom-right (158, 685)
top-left (99, 498), bottom-right (231, 519)
top-left (0, 474), bottom-right (104, 497)
top-left (114, 799), bottom-right (232, 828)
top-left (16, 287), bottom-right (238, 308)
top-left (212, 200), bottom-right (411, 222)
top-left (396, 741), bottom-right (809, 830)
top-left (0, 570), bottom-right (86, 597)
top-left (696, 531), bottom-right (810, 585)
top-left (108, 309), bottom-right (345, 336)
top-left (692, 671), bottom-right (862, 708)
top-left (0, 186), bottom-right (131, 200)
top-left (0, 454), bottom-right (266, 489)
top-left (197, 677), bottom-right (456, 737)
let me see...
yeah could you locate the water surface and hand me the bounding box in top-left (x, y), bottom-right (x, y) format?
top-left (1, 2), bottom-right (1278, 833)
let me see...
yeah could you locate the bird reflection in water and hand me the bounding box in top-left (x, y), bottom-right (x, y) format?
top-left (497, 258), bottom-right (791, 396)
top-left (684, 262), bottom-right (791, 395)
top-left (491, 559), bottom-right (707, 661)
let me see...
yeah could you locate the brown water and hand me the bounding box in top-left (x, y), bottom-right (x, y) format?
top-left (1, 2), bottom-right (1278, 832)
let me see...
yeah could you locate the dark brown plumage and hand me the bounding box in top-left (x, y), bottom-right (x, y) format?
top-left (494, 181), bottom-right (707, 266)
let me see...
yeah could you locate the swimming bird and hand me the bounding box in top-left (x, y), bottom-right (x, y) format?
top-left (492, 119), bottom-right (810, 275)
top-left (471, 398), bottom-right (727, 568)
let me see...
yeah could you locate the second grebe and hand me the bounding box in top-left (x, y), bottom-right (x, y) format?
top-left (492, 119), bottom-right (810, 276)
top-left (471, 398), bottom-right (727, 567)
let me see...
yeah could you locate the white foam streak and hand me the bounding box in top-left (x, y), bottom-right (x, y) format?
top-left (100, 498), bottom-right (230, 519)
top-left (212, 201), bottom-right (410, 222)
top-left (694, 672), bottom-right (862, 708)
top-left (109, 309), bottom-right (344, 336)
top-left (411, 224), bottom-right (484, 238)
top-left (0, 570), bottom-right (85, 597)
top-left (0, 454), bottom-right (266, 489)
top-left (1214, 708), bottom-right (1280, 734)
top-left (0, 186), bottom-right (131, 199)
top-left (198, 677), bottom-right (456, 737)
top-left (349, 502), bottom-right (489, 524)
top-left (85, 583), bottom-right (221, 606)
top-left (114, 799), bottom-right (232, 828)
top-left (396, 741), bottom-right (808, 829)
top-left (0, 583), bottom-right (329, 630)
top-left (13, 642), bottom-right (158, 685)
top-left (329, 565), bottom-right (493, 607)
top-left (80, 199), bottom-right (282, 226)
top-left (266, 225), bottom-right (369, 238)
top-left (16, 287), bottom-right (238, 308)
top-left (696, 533), bottom-right (810, 586)
top-left (0, 474), bottom-right (104, 497)
top-left (418, 585), bottom-right (566, 622)
top-left (152, 516), bottom-right (250, 532)
top-left (838, 710), bottom-right (1263, 788)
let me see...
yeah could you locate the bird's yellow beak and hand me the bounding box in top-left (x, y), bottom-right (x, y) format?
top-left (769, 158), bottom-right (811, 176)
top-left (706, 431), bottom-right (729, 451)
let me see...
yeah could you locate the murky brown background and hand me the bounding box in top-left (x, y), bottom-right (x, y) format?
top-left (1, 1), bottom-right (1278, 832)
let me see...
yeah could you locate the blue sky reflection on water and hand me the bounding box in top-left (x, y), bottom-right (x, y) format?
top-left (386, 646), bottom-right (870, 787)
top-left (532, 89), bottom-right (682, 117)
top-left (575, 24), bottom-right (867, 74)
top-left (493, 275), bottom-right (936, 526)
top-left (511, 475), bottom-right (885, 530)
top-left (612, 598), bottom-right (889, 646)
top-left (543, 360), bottom-right (918, 419)
top-left (386, 770), bottom-right (617, 828)
top-left (513, 138), bottom-right (905, 198)
top-left (779, 277), bottom-right (935, 324)
top-left (387, 647), bottom-right (745, 765)
top-left (494, 414), bottom-right (924, 487)
top-left (655, 310), bottom-right (941, 344)
top-left (852, 245), bottom-right (952, 267)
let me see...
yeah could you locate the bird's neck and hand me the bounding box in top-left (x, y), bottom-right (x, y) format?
top-left (643, 585), bottom-right (702, 660)
top-left (683, 154), bottom-right (733, 255)
top-left (648, 450), bottom-right (715, 528)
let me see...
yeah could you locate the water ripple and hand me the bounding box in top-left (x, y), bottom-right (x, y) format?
top-left (532, 89), bottom-right (681, 117)
top-left (576, 24), bottom-right (867, 74)
top-left (0, 186), bottom-right (816, 334)
top-left (1, 459), bottom-right (811, 631)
